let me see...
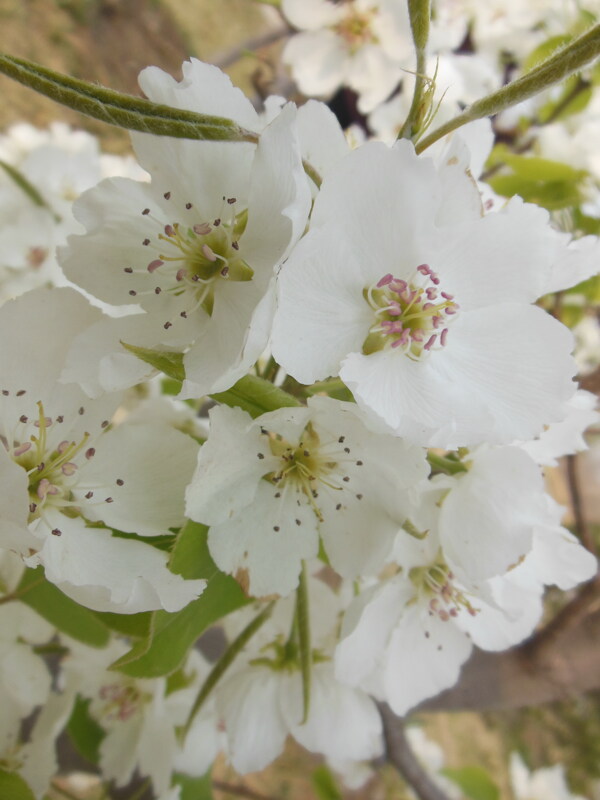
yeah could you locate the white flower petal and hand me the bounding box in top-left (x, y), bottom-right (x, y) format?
top-left (36, 513), bottom-right (205, 613)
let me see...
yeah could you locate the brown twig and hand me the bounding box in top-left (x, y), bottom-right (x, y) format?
top-left (566, 453), bottom-right (596, 553)
top-left (521, 574), bottom-right (600, 658)
top-left (212, 780), bottom-right (281, 800)
top-left (378, 703), bottom-right (454, 800)
top-left (213, 25), bottom-right (292, 70)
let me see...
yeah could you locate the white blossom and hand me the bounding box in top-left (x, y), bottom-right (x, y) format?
top-left (186, 396), bottom-right (427, 596)
top-left (0, 287), bottom-right (204, 613)
top-left (272, 139), bottom-right (587, 447)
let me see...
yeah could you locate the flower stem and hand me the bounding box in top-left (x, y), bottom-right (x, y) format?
top-left (399, 0), bottom-right (431, 140)
top-left (183, 601), bottom-right (275, 736)
top-left (416, 24), bottom-right (600, 153)
top-left (296, 560), bottom-right (312, 724)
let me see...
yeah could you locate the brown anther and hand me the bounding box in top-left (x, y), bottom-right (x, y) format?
top-left (232, 241), bottom-right (239, 250)
top-left (85, 448), bottom-right (95, 459)
top-left (338, 436), bottom-right (345, 443)
top-left (154, 287), bottom-right (161, 294)
top-left (105, 497), bottom-right (114, 503)
top-left (185, 202), bottom-right (192, 209)
top-left (16, 390), bottom-right (25, 397)
top-left (273, 526), bottom-right (280, 532)
top-left (19, 415), bottom-right (27, 423)
top-left (143, 239), bottom-right (150, 246)
top-left (163, 191), bottom-right (171, 200)
top-left (356, 460), bottom-right (363, 466)
top-left (342, 476), bottom-right (350, 482)
top-left (213, 218), bottom-right (221, 226)
top-left (101, 420), bottom-right (109, 428)
top-left (164, 321), bottom-right (172, 330)
top-left (85, 491), bottom-right (94, 499)
top-left (227, 197), bottom-right (236, 204)
top-left (295, 519), bottom-right (301, 525)
top-left (78, 407), bottom-right (85, 415)
top-left (124, 267), bottom-right (133, 273)
top-left (180, 311), bottom-right (188, 318)
top-left (257, 453), bottom-right (265, 459)
top-left (142, 208), bottom-right (150, 215)
top-left (51, 528), bottom-right (62, 536)
top-left (56, 416), bottom-right (64, 423)
top-left (129, 290), bottom-right (137, 296)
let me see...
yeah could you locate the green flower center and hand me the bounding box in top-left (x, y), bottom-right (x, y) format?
top-left (125, 195), bottom-right (254, 327)
top-left (362, 265), bottom-right (460, 359)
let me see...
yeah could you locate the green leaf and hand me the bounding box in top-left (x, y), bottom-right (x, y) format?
top-left (111, 522), bottom-right (248, 678)
top-left (311, 765), bottom-right (343, 800)
top-left (67, 696), bottom-right (106, 765)
top-left (0, 54), bottom-right (258, 144)
top-left (442, 766), bottom-right (500, 800)
top-left (16, 567), bottom-right (110, 647)
top-left (537, 74), bottom-right (593, 121)
top-left (304, 378), bottom-right (355, 402)
top-left (173, 772), bottom-right (213, 800)
top-left (211, 374), bottom-right (302, 418)
top-left (93, 610), bottom-right (153, 639)
top-left (0, 770), bottom-right (36, 800)
top-left (169, 520), bottom-right (216, 581)
top-left (486, 154), bottom-right (587, 209)
top-left (120, 342), bottom-right (185, 382)
top-left (523, 34), bottom-right (572, 71)
top-left (502, 154), bottom-right (587, 182)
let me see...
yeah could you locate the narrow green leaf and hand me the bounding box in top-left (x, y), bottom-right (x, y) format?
top-left (173, 772), bottom-right (213, 800)
top-left (296, 561), bottom-right (312, 724)
top-left (16, 567), bottom-right (110, 647)
top-left (311, 765), bottom-right (343, 800)
top-left (0, 54), bottom-right (258, 143)
top-left (120, 342), bottom-right (185, 382)
top-left (0, 159), bottom-right (60, 220)
top-left (184, 601), bottom-right (274, 734)
top-left (0, 770), bottom-right (36, 800)
top-left (211, 374), bottom-right (302, 418)
top-left (67, 696), bottom-right (106, 765)
top-left (441, 766), bottom-right (500, 800)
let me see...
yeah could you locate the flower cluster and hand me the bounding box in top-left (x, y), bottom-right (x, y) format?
top-left (0, 4), bottom-right (599, 796)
